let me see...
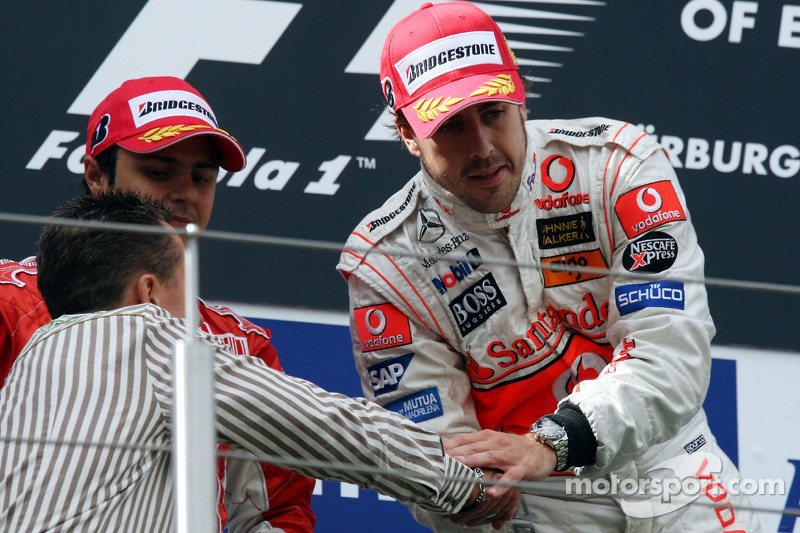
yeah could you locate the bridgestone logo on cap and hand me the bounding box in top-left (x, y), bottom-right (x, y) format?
top-left (128, 90), bottom-right (218, 129)
top-left (395, 31), bottom-right (502, 96)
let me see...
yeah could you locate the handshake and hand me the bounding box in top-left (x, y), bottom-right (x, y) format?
top-left (444, 429), bottom-right (559, 530)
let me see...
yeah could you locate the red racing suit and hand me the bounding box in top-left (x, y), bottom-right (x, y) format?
top-left (338, 119), bottom-right (761, 532)
top-left (0, 258), bottom-right (315, 532)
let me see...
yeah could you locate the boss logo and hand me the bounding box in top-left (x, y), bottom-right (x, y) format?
top-left (449, 273), bottom-right (507, 336)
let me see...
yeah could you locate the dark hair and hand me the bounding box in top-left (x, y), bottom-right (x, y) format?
top-left (80, 145), bottom-right (119, 196)
top-left (37, 190), bottom-right (181, 318)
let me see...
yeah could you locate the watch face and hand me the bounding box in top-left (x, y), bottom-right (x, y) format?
top-left (536, 418), bottom-right (565, 439)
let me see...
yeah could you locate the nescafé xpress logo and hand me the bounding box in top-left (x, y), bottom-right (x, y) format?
top-left (622, 231), bottom-right (678, 273)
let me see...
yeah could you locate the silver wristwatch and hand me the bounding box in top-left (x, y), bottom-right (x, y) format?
top-left (531, 416), bottom-right (569, 472)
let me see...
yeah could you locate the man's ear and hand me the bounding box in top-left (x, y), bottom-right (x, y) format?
top-left (134, 273), bottom-right (160, 306)
top-left (84, 155), bottom-right (109, 195)
top-left (396, 120), bottom-right (421, 158)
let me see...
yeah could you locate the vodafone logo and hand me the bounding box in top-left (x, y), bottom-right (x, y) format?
top-left (536, 154), bottom-right (588, 210)
top-left (541, 154), bottom-right (575, 192)
top-left (354, 303), bottom-right (412, 352)
top-left (364, 308), bottom-right (387, 335)
top-left (636, 187), bottom-right (663, 213)
top-left (615, 180), bottom-right (687, 239)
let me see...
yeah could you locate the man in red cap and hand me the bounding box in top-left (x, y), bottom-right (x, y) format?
top-left (0, 76), bottom-right (316, 532)
top-left (338, 2), bottom-right (761, 531)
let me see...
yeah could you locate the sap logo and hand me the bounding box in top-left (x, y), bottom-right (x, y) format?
top-left (449, 273), bottom-right (507, 336)
top-left (615, 281), bottom-right (685, 316)
top-left (368, 353), bottom-right (413, 396)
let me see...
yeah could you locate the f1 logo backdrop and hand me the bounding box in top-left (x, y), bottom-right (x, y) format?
top-left (68, 0), bottom-right (302, 116)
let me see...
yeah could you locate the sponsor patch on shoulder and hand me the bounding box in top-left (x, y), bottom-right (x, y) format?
top-left (622, 231), bottom-right (678, 273)
top-left (384, 387), bottom-right (443, 423)
top-left (354, 303), bottom-right (412, 352)
top-left (615, 181), bottom-right (686, 239)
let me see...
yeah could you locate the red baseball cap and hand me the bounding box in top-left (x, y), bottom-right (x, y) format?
top-left (380, 1), bottom-right (525, 138)
top-left (86, 76), bottom-right (247, 172)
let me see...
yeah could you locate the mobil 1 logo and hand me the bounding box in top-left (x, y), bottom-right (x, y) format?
top-left (622, 231), bottom-right (678, 273)
top-left (449, 272), bottom-right (507, 337)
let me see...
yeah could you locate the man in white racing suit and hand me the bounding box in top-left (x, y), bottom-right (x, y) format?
top-left (337, 2), bottom-right (761, 531)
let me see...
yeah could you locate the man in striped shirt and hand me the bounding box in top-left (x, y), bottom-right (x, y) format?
top-left (0, 191), bottom-right (508, 531)
top-left (0, 76), bottom-right (315, 531)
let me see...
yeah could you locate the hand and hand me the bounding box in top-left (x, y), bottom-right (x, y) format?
top-left (445, 467), bottom-right (520, 530)
top-left (445, 430), bottom-right (557, 489)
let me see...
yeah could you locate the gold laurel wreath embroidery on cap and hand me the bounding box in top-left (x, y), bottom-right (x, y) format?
top-left (413, 96), bottom-right (465, 123)
top-left (138, 124), bottom-right (212, 143)
top-left (504, 37), bottom-right (519, 66)
top-left (469, 74), bottom-right (516, 98)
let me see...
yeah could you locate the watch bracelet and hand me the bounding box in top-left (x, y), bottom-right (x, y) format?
top-left (458, 467), bottom-right (486, 513)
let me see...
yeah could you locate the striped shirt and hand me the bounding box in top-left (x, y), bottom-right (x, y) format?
top-left (0, 304), bottom-right (475, 531)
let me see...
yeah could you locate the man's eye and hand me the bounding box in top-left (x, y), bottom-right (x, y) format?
top-left (147, 169), bottom-right (169, 179)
